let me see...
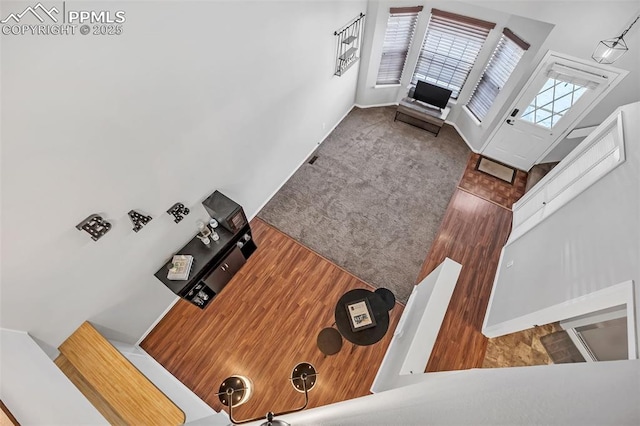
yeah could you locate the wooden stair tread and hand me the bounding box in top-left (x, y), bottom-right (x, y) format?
top-left (58, 321), bottom-right (184, 425)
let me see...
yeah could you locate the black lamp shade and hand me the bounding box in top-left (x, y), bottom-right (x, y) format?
top-left (291, 362), bottom-right (317, 393)
top-left (218, 375), bottom-right (252, 407)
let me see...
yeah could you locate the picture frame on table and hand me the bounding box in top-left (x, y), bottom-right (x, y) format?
top-left (346, 298), bottom-right (376, 332)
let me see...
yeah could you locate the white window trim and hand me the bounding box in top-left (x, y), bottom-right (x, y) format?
top-left (376, 7), bottom-right (422, 86)
top-left (374, 84), bottom-right (402, 89)
top-left (463, 104), bottom-right (482, 126)
top-left (483, 279), bottom-right (637, 361)
top-left (466, 30), bottom-right (528, 122)
top-left (410, 9), bottom-right (495, 99)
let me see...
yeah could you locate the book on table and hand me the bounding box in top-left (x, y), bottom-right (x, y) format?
top-left (167, 255), bottom-right (193, 280)
top-left (346, 298), bottom-right (376, 331)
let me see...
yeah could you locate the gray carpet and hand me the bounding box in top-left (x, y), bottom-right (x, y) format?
top-left (258, 106), bottom-right (470, 303)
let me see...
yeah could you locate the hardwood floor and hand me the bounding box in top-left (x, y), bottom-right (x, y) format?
top-left (142, 150), bottom-right (524, 415)
top-left (420, 188), bottom-right (517, 372)
top-left (141, 219), bottom-right (403, 420)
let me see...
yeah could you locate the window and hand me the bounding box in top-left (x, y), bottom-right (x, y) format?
top-left (411, 9), bottom-right (495, 98)
top-left (466, 28), bottom-right (529, 121)
top-left (376, 6), bottom-right (422, 85)
top-left (519, 63), bottom-right (603, 129)
top-left (521, 79), bottom-right (587, 129)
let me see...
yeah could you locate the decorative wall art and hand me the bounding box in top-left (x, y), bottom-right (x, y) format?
top-left (334, 13), bottom-right (365, 76)
top-left (167, 202), bottom-right (190, 223)
top-left (76, 214), bottom-right (112, 241)
top-left (128, 210), bottom-right (153, 232)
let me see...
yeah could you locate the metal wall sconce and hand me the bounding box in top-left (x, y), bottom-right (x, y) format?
top-left (592, 16), bottom-right (639, 64)
top-left (217, 362), bottom-right (317, 426)
top-left (76, 214), bottom-right (112, 241)
top-left (166, 202), bottom-right (190, 223)
top-left (128, 210), bottom-right (152, 232)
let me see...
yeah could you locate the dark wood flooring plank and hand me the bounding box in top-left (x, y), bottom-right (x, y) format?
top-left (419, 188), bottom-right (515, 372)
top-left (143, 149), bottom-right (523, 414)
top-left (141, 218), bottom-right (403, 419)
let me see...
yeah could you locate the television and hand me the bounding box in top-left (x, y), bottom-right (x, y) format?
top-left (413, 81), bottom-right (452, 109)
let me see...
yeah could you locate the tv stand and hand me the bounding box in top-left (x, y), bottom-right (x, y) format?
top-left (395, 97), bottom-right (451, 136)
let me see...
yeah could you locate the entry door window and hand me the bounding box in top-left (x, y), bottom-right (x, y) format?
top-left (520, 77), bottom-right (588, 129)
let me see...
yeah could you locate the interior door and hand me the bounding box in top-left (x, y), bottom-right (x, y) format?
top-left (481, 52), bottom-right (626, 171)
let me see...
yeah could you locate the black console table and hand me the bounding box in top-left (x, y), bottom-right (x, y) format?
top-left (154, 223), bottom-right (256, 309)
top-left (154, 192), bottom-right (256, 309)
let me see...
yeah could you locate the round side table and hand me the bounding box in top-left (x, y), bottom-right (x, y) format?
top-left (317, 327), bottom-right (343, 356)
top-left (334, 288), bottom-right (389, 346)
top-left (375, 288), bottom-right (396, 311)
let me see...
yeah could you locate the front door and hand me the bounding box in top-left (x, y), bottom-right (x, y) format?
top-left (481, 51), bottom-right (627, 171)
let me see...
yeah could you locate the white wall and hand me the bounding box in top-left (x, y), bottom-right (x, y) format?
top-left (541, 135), bottom-right (586, 163)
top-left (472, 1), bottom-right (640, 157)
top-left (451, 13), bottom-right (554, 151)
top-left (356, 0), bottom-right (518, 109)
top-left (371, 258), bottom-right (462, 393)
top-left (476, 1), bottom-right (640, 128)
top-left (277, 360), bottom-right (640, 425)
top-left (484, 103), bottom-right (640, 341)
top-left (0, 329), bottom-right (107, 425)
top-left (0, 0), bottom-right (365, 347)
top-left (356, 1), bottom-right (640, 157)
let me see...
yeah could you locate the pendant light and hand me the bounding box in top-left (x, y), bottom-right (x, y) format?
top-left (592, 16), bottom-right (639, 64)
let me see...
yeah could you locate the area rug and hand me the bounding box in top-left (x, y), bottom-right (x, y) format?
top-left (257, 106), bottom-right (470, 303)
top-left (476, 156), bottom-right (516, 184)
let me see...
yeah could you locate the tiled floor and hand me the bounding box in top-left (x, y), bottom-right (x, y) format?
top-left (482, 323), bottom-right (562, 368)
top-left (458, 153), bottom-right (528, 209)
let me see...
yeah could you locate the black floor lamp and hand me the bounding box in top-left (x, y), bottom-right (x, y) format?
top-left (217, 362), bottom-right (318, 426)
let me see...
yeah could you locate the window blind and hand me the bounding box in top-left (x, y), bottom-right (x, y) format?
top-left (546, 63), bottom-right (605, 89)
top-left (467, 28), bottom-right (529, 121)
top-left (376, 6), bottom-right (422, 85)
top-left (411, 9), bottom-right (495, 98)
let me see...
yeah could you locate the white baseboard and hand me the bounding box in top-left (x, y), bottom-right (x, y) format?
top-left (135, 296), bottom-right (180, 346)
top-left (249, 103), bottom-right (356, 220)
top-left (447, 120), bottom-right (478, 153)
top-left (355, 104), bottom-right (478, 155)
top-left (354, 102), bottom-right (398, 109)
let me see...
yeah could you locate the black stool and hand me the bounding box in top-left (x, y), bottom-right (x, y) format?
top-left (375, 288), bottom-right (396, 311)
top-left (317, 327), bottom-right (343, 356)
